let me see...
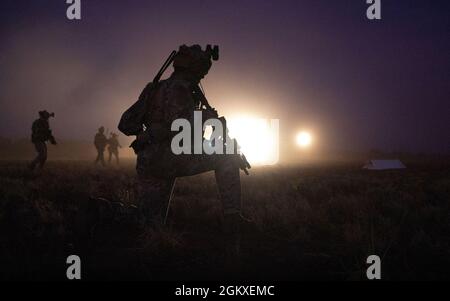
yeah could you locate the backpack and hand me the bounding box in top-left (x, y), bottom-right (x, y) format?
top-left (118, 82), bottom-right (155, 136)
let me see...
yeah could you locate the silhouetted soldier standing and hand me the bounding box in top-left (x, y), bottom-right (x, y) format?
top-left (94, 126), bottom-right (108, 166)
top-left (29, 110), bottom-right (56, 170)
top-left (107, 133), bottom-right (121, 164)
top-left (119, 45), bottom-right (250, 253)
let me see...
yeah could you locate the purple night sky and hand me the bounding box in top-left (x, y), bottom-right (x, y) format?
top-left (0, 0), bottom-right (449, 155)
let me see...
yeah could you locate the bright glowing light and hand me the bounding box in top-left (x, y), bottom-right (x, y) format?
top-left (225, 116), bottom-right (279, 166)
top-left (296, 131), bottom-right (312, 148)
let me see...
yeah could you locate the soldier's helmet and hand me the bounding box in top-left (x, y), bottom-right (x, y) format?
top-left (99, 126), bottom-right (105, 133)
top-left (173, 44), bottom-right (218, 79)
top-left (39, 110), bottom-right (54, 119)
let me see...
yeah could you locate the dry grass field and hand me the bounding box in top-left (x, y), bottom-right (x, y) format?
top-left (0, 159), bottom-right (449, 280)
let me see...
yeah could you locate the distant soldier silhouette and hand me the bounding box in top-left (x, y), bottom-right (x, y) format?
top-left (94, 126), bottom-right (108, 166)
top-left (118, 45), bottom-right (251, 248)
top-left (29, 110), bottom-right (56, 171)
top-left (107, 132), bottom-right (121, 164)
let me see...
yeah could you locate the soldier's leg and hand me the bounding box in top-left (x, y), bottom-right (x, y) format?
top-left (31, 142), bottom-right (47, 170)
top-left (171, 153), bottom-right (243, 254)
top-left (100, 150), bottom-right (105, 166)
top-left (95, 149), bottom-right (101, 164)
top-left (113, 150), bottom-right (119, 164)
top-left (214, 156), bottom-right (244, 256)
top-left (136, 175), bottom-right (175, 226)
top-left (215, 157), bottom-right (241, 215)
top-left (94, 151), bottom-right (99, 164)
top-left (172, 153), bottom-right (242, 215)
top-left (29, 143), bottom-right (41, 170)
top-left (39, 143), bottom-right (48, 169)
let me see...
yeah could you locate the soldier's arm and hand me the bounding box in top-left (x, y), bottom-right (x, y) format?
top-left (48, 129), bottom-right (57, 144)
top-left (44, 121), bottom-right (56, 144)
top-left (168, 81), bottom-right (197, 122)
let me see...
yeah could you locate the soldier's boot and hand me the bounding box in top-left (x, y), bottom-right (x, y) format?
top-left (222, 212), bottom-right (254, 257)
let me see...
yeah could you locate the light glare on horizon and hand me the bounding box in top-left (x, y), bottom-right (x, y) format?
top-left (296, 131), bottom-right (312, 148)
top-left (226, 115), bottom-right (279, 166)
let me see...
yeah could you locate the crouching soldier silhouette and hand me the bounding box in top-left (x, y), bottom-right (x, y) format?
top-left (107, 133), bottom-right (121, 164)
top-left (94, 126), bottom-right (108, 166)
top-left (118, 45), bottom-right (251, 252)
top-left (29, 110), bottom-right (56, 171)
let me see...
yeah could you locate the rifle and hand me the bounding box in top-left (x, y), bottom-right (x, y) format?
top-left (193, 85), bottom-right (251, 175)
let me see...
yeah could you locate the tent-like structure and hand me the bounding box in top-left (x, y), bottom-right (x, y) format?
top-left (363, 160), bottom-right (406, 170)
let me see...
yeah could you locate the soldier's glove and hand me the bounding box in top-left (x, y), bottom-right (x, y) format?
top-left (238, 154), bottom-right (251, 175)
top-left (130, 131), bottom-right (151, 154)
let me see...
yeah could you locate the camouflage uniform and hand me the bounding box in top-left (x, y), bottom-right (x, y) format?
top-left (94, 127), bottom-right (108, 166)
top-left (121, 45), bottom-right (243, 226)
top-left (29, 111), bottom-right (56, 170)
top-left (107, 133), bottom-right (121, 164)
